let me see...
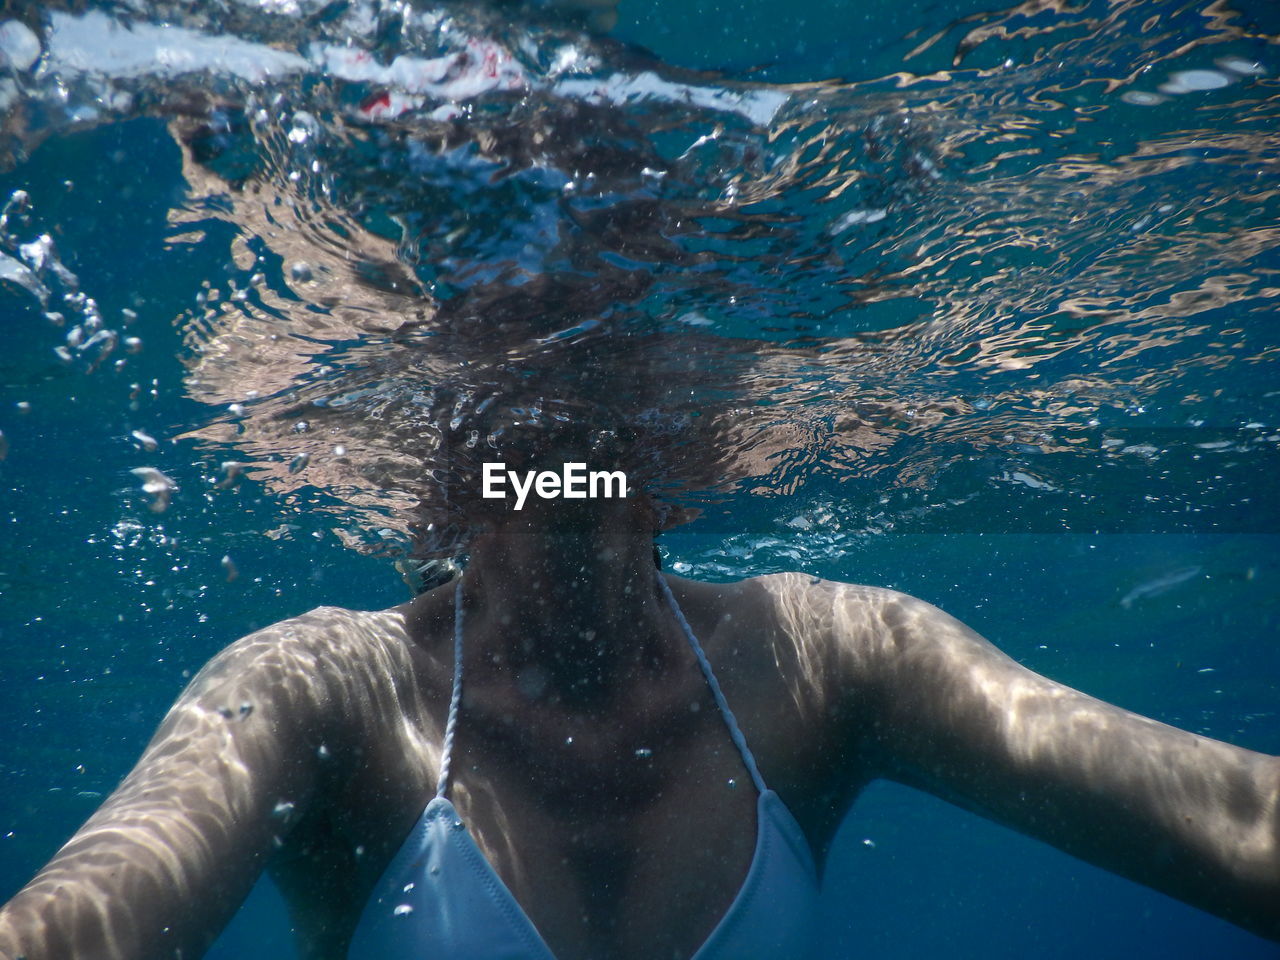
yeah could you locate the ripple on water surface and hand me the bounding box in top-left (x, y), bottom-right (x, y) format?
top-left (0, 0), bottom-right (1277, 569)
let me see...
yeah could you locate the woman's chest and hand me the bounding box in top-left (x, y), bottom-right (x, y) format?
top-left (341, 722), bottom-right (774, 960)
top-left (281, 612), bottom-right (845, 958)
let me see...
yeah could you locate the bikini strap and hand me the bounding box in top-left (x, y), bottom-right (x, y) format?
top-left (657, 575), bottom-right (768, 795)
top-left (438, 575), bottom-right (769, 798)
top-left (435, 577), bottom-right (466, 799)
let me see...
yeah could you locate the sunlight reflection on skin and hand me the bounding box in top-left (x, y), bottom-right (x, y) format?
top-left (1, 571), bottom-right (1277, 958)
top-left (864, 589), bottom-right (1277, 919)
top-left (754, 572), bottom-right (1279, 935)
top-left (0, 606), bottom-right (448, 960)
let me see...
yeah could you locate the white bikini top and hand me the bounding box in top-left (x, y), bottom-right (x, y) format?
top-left (347, 576), bottom-right (820, 959)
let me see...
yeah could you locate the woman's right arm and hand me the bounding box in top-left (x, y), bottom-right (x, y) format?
top-left (0, 618), bottom-right (336, 960)
top-left (825, 585), bottom-right (1280, 941)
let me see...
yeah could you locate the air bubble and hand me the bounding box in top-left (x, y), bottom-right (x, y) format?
top-left (288, 111), bottom-right (318, 144)
top-left (393, 904), bottom-right (414, 917)
top-left (1215, 56), bottom-right (1266, 77)
top-left (2, 187), bottom-right (29, 215)
top-left (130, 467), bottom-right (176, 513)
top-left (217, 461), bottom-right (245, 488)
top-left (1159, 70), bottom-right (1231, 95)
top-left (131, 430), bottom-right (159, 452)
top-left (1120, 90), bottom-right (1165, 106)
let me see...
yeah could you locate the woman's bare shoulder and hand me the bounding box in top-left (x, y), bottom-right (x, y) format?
top-left (183, 603), bottom-right (421, 725)
top-left (726, 573), bottom-right (980, 715)
top-left (206, 603), bottom-right (411, 666)
top-left (0, 605), bottom-right (419, 960)
top-left (664, 571), bottom-right (935, 667)
top-left (738, 572), bottom-right (937, 641)
top-left (229, 603), bottom-right (406, 644)
top-left (743, 571), bottom-right (913, 602)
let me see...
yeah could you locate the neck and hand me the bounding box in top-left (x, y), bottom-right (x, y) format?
top-left (459, 499), bottom-right (674, 709)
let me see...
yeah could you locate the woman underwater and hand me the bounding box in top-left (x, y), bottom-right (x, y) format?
top-left (1, 0), bottom-right (1279, 958)
top-left (3, 485), bottom-right (1279, 960)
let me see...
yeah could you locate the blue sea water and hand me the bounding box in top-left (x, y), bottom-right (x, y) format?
top-left (1, 0), bottom-right (1278, 957)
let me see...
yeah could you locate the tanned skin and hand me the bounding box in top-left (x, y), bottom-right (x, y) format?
top-left (1, 498), bottom-right (1277, 960)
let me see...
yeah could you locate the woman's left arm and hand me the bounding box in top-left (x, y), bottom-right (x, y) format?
top-left (830, 586), bottom-right (1279, 940)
